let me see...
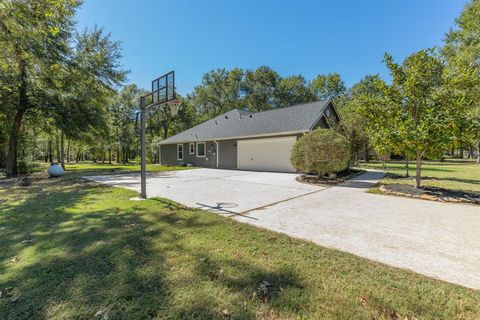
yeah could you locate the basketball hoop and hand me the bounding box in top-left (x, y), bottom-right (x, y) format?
top-left (138, 71), bottom-right (178, 199)
top-left (163, 98), bottom-right (183, 116)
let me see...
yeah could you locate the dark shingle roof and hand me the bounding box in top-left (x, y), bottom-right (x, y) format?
top-left (159, 100), bottom-right (331, 145)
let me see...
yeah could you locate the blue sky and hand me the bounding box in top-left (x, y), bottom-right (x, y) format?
top-left (76, 0), bottom-right (466, 95)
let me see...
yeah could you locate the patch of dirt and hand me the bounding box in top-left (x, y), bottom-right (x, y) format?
top-left (380, 184), bottom-right (480, 205)
top-left (297, 169), bottom-right (366, 186)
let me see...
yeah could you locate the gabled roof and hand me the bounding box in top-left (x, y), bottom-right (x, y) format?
top-left (159, 99), bottom-right (333, 145)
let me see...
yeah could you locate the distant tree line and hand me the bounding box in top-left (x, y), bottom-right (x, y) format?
top-left (1, 0), bottom-right (479, 187)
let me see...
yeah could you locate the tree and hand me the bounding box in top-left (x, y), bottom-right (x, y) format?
top-left (111, 85), bottom-right (143, 163)
top-left (365, 50), bottom-right (468, 188)
top-left (52, 28), bottom-right (126, 168)
top-left (274, 75), bottom-right (315, 107)
top-left (0, 1), bottom-right (126, 175)
top-left (443, 0), bottom-right (480, 163)
top-left (189, 68), bottom-right (244, 120)
top-left (0, 0), bottom-right (80, 175)
top-left (310, 73), bottom-right (346, 100)
top-left (242, 66), bottom-right (280, 111)
top-left (336, 75), bottom-right (382, 165)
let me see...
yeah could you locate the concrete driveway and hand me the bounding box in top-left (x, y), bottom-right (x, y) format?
top-left (86, 169), bottom-right (480, 289)
top-left (86, 168), bottom-right (322, 214)
top-left (235, 171), bottom-right (480, 290)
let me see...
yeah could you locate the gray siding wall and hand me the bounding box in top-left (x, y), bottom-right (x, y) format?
top-left (160, 141), bottom-right (217, 168)
top-left (161, 134), bottom-right (305, 169)
top-left (160, 134), bottom-right (303, 169)
top-left (218, 139), bottom-right (237, 169)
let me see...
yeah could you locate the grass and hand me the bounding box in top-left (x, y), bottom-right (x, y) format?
top-left (26, 161), bottom-right (191, 175)
top-left (0, 165), bottom-right (479, 319)
top-left (359, 159), bottom-right (480, 193)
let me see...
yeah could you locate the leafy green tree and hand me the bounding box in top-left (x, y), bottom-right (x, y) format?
top-left (0, 0), bottom-right (80, 175)
top-left (52, 28), bottom-right (126, 168)
top-left (172, 99), bottom-right (196, 134)
top-left (365, 50), bottom-right (469, 188)
top-left (242, 66), bottom-right (280, 111)
top-left (274, 75), bottom-right (315, 107)
top-left (443, 0), bottom-right (480, 163)
top-left (111, 85), bottom-right (143, 163)
top-left (189, 68), bottom-right (244, 120)
top-left (356, 76), bottom-right (397, 170)
top-left (336, 75), bottom-right (382, 165)
top-left (310, 73), bottom-right (346, 100)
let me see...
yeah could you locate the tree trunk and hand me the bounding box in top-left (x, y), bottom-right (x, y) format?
top-left (459, 147), bottom-right (464, 159)
top-left (415, 151), bottom-right (422, 189)
top-left (108, 148), bottom-right (112, 164)
top-left (48, 139), bottom-right (53, 163)
top-left (60, 130), bottom-right (65, 170)
top-left (55, 132), bottom-right (61, 163)
top-left (6, 54), bottom-right (28, 176)
top-left (66, 140), bottom-right (71, 163)
top-left (44, 141), bottom-right (48, 162)
top-left (405, 159), bottom-right (409, 177)
top-left (364, 146), bottom-right (369, 163)
top-left (6, 109), bottom-right (26, 176)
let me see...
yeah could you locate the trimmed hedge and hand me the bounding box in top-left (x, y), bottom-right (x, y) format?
top-left (291, 129), bottom-right (351, 176)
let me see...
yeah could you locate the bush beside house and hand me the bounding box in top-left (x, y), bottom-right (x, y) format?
top-left (291, 129), bottom-right (351, 176)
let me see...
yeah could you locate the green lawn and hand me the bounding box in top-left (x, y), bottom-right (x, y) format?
top-left (359, 159), bottom-right (480, 193)
top-left (25, 161), bottom-right (190, 175)
top-left (0, 166), bottom-right (479, 319)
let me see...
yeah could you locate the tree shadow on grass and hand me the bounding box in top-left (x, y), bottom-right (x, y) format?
top-left (0, 176), bottom-right (306, 319)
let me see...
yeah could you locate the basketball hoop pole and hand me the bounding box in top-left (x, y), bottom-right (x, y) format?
top-left (140, 95), bottom-right (147, 198)
top-left (138, 71), bottom-right (176, 199)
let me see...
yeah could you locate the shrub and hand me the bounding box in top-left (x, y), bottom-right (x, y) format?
top-left (291, 129), bottom-right (351, 176)
top-left (17, 160), bottom-right (34, 174)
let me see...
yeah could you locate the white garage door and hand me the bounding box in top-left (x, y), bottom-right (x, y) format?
top-left (237, 136), bottom-right (297, 172)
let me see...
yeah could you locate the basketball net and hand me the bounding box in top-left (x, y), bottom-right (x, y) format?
top-left (163, 98), bottom-right (183, 116)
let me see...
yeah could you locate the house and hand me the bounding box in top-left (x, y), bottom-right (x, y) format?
top-left (158, 99), bottom-right (340, 172)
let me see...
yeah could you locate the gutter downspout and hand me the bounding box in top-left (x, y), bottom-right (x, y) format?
top-left (214, 140), bottom-right (219, 168)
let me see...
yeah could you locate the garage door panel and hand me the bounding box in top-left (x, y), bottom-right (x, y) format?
top-left (238, 136), bottom-right (296, 172)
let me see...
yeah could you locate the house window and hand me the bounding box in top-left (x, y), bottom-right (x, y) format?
top-left (196, 142), bottom-right (206, 157)
top-left (189, 143), bottom-right (194, 154)
top-left (177, 144), bottom-right (183, 160)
